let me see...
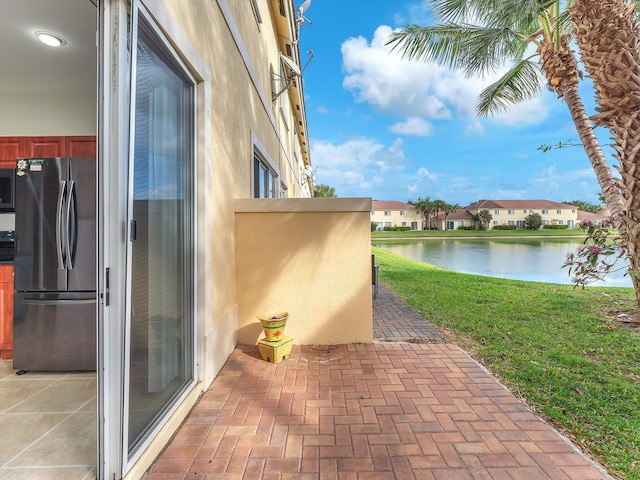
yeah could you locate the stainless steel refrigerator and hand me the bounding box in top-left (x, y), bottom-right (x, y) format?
top-left (13, 157), bottom-right (97, 371)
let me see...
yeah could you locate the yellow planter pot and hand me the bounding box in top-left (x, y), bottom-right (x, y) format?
top-left (257, 310), bottom-right (289, 342)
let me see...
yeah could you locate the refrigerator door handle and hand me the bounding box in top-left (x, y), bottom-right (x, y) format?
top-left (56, 180), bottom-right (66, 270)
top-left (20, 298), bottom-right (97, 306)
top-left (65, 180), bottom-right (77, 270)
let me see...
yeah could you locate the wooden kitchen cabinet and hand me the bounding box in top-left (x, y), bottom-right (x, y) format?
top-left (25, 136), bottom-right (64, 158)
top-left (0, 265), bottom-right (13, 360)
top-left (65, 136), bottom-right (97, 157)
top-left (0, 136), bottom-right (96, 167)
top-left (0, 137), bottom-right (26, 168)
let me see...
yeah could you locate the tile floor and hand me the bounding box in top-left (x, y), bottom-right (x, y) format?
top-left (0, 360), bottom-right (97, 479)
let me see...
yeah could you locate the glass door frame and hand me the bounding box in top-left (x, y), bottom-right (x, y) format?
top-left (100, 0), bottom-right (209, 477)
top-left (98, 0), bottom-right (129, 477)
top-left (123, 1), bottom-right (198, 469)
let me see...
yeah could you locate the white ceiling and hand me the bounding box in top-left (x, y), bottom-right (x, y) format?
top-left (0, 0), bottom-right (97, 95)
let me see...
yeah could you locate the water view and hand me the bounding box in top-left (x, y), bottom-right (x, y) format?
top-left (375, 238), bottom-right (633, 288)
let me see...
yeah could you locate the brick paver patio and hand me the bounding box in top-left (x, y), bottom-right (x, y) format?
top-left (373, 283), bottom-right (444, 343)
top-left (143, 283), bottom-right (613, 480)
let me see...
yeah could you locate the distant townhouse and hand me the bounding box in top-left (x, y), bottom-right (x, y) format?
top-left (577, 210), bottom-right (611, 227)
top-left (371, 200), bottom-right (423, 230)
top-left (436, 200), bottom-right (581, 230)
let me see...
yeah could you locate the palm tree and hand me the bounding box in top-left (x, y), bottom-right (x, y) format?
top-left (409, 196), bottom-right (434, 229)
top-left (432, 199), bottom-right (447, 229)
top-left (386, 0), bottom-right (640, 302)
top-left (571, 0), bottom-right (640, 299)
top-left (386, 0), bottom-right (624, 224)
top-left (443, 202), bottom-right (461, 230)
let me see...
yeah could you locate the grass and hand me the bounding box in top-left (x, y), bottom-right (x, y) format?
top-left (372, 246), bottom-right (640, 479)
top-left (372, 228), bottom-right (589, 239)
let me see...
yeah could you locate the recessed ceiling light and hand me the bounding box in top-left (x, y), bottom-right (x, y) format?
top-left (35, 31), bottom-right (67, 47)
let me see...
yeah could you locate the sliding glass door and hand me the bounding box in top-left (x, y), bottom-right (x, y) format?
top-left (125, 6), bottom-right (196, 463)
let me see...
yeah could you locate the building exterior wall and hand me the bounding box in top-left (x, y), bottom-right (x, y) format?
top-left (160, 0), bottom-right (310, 337)
top-left (437, 202), bottom-right (580, 230)
top-left (478, 207), bottom-right (578, 228)
top-left (370, 202), bottom-right (423, 230)
top-left (235, 198), bottom-right (373, 345)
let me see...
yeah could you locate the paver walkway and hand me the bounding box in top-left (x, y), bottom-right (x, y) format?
top-left (373, 283), bottom-right (444, 343)
top-left (143, 283), bottom-right (614, 480)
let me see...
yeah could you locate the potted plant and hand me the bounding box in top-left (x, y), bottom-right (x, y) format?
top-left (257, 310), bottom-right (289, 342)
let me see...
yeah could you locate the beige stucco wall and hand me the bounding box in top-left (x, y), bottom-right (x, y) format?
top-left (235, 198), bottom-right (373, 345)
top-left (486, 208), bottom-right (579, 227)
top-left (156, 0), bottom-right (309, 337)
top-left (371, 209), bottom-right (423, 230)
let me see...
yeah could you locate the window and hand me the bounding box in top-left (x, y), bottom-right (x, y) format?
top-left (253, 150), bottom-right (277, 198)
top-left (371, 211), bottom-right (375, 216)
top-left (402, 222), bottom-right (407, 226)
top-left (384, 211), bottom-right (391, 216)
top-left (542, 209), bottom-right (548, 215)
top-left (400, 211), bottom-right (405, 216)
top-left (508, 220), bottom-right (515, 225)
top-left (523, 210), bottom-right (527, 213)
top-left (493, 221), bottom-right (498, 226)
top-left (459, 221), bottom-right (464, 226)
top-left (558, 220), bottom-right (564, 224)
top-left (250, 0), bottom-right (263, 24)
top-left (572, 209), bottom-right (576, 213)
top-left (557, 209), bottom-right (562, 214)
top-left (508, 210), bottom-right (514, 215)
top-left (384, 222), bottom-right (391, 226)
top-left (494, 210), bottom-right (499, 215)
top-left (543, 220), bottom-right (549, 225)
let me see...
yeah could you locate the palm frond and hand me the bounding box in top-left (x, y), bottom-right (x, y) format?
top-left (476, 58), bottom-right (543, 117)
top-left (386, 24), bottom-right (527, 76)
top-left (431, 0), bottom-right (473, 23)
top-left (435, 0), bottom-right (549, 27)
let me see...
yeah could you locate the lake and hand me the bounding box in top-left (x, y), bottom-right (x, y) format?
top-left (374, 238), bottom-right (633, 288)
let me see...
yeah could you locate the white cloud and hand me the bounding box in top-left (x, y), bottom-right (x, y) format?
top-left (340, 24), bottom-right (549, 130)
top-left (311, 137), bottom-right (409, 195)
top-left (489, 97), bottom-right (548, 126)
top-left (464, 120), bottom-right (485, 137)
top-left (389, 117), bottom-right (435, 136)
top-left (311, 136), bottom-right (446, 199)
top-left (416, 167), bottom-right (435, 181)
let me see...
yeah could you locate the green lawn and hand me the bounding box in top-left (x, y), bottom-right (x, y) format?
top-left (372, 228), bottom-right (589, 239)
top-left (372, 246), bottom-right (640, 479)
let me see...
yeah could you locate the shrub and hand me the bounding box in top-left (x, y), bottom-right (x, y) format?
top-left (492, 225), bottom-right (517, 230)
top-left (383, 226), bottom-right (411, 231)
top-left (457, 226), bottom-right (475, 230)
top-left (543, 224), bottom-right (569, 229)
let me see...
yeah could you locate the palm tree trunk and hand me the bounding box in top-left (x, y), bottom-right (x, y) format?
top-left (538, 41), bottom-right (625, 224)
top-left (561, 87), bottom-right (626, 223)
top-left (571, 0), bottom-right (640, 304)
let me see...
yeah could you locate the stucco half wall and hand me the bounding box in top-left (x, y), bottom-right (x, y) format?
top-left (235, 198), bottom-right (373, 345)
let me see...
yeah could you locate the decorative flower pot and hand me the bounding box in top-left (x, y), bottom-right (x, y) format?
top-left (257, 310), bottom-right (289, 342)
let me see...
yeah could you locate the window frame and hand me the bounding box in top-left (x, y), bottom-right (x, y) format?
top-left (252, 134), bottom-right (279, 198)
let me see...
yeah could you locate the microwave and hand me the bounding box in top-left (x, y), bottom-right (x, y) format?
top-left (0, 169), bottom-right (15, 212)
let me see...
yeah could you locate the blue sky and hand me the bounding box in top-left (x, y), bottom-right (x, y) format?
top-left (297, 0), bottom-right (616, 207)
